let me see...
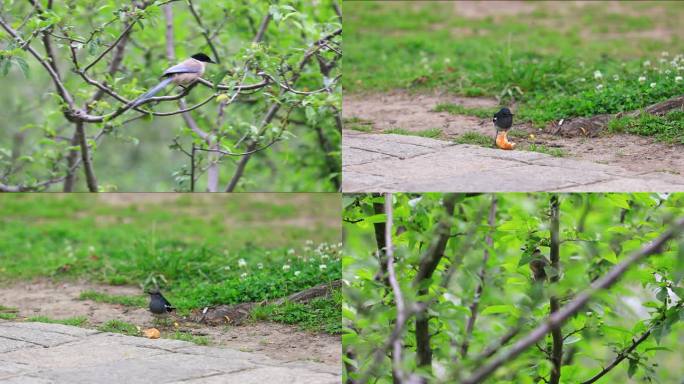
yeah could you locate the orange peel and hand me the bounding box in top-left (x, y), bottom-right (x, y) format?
top-left (495, 131), bottom-right (516, 150)
top-left (143, 328), bottom-right (161, 339)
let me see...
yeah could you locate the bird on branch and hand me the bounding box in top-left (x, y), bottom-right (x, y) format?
top-left (131, 53), bottom-right (216, 107)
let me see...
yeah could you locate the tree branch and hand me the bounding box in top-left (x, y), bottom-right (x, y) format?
top-left (549, 195), bottom-right (562, 384)
top-left (460, 215), bottom-right (684, 384)
top-left (385, 193), bottom-right (407, 383)
top-left (461, 195), bottom-right (498, 358)
top-left (224, 28), bottom-right (342, 191)
top-left (580, 301), bottom-right (683, 384)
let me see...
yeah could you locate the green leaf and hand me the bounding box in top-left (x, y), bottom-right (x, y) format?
top-left (481, 305), bottom-right (520, 317)
top-left (627, 358), bottom-right (638, 378)
top-left (606, 194), bottom-right (631, 209)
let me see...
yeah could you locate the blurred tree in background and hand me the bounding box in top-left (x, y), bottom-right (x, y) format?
top-left (0, 0), bottom-right (341, 191)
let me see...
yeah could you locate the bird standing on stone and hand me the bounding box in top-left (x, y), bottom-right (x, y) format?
top-left (148, 289), bottom-right (175, 315)
top-left (493, 107), bottom-right (515, 150)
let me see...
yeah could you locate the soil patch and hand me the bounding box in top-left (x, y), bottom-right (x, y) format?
top-left (344, 91), bottom-right (498, 137)
top-left (344, 91), bottom-right (684, 175)
top-left (0, 279), bottom-right (340, 367)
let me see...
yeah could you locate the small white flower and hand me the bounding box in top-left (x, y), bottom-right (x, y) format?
top-left (662, 51), bottom-right (669, 57)
top-left (675, 76), bottom-right (683, 83)
top-left (659, 58), bottom-right (667, 64)
top-left (238, 258), bottom-right (247, 268)
top-left (613, 74), bottom-right (619, 81)
top-left (257, 263), bottom-right (263, 270)
top-left (444, 57), bottom-right (451, 64)
top-left (579, 77), bottom-right (586, 82)
top-left (283, 264), bottom-right (291, 272)
top-left (593, 70), bottom-right (602, 79)
top-left (595, 84), bottom-right (603, 91)
top-left (240, 272), bottom-right (247, 278)
top-left (321, 254), bottom-right (330, 260)
top-left (223, 266), bottom-right (231, 270)
top-left (88, 246), bottom-right (95, 253)
top-left (665, 69), bottom-right (671, 74)
top-left (294, 271), bottom-right (301, 276)
top-left (319, 264), bottom-right (327, 271)
top-left (638, 76), bottom-right (647, 83)
top-left (287, 249), bottom-right (295, 255)
top-left (650, 82), bottom-right (657, 88)
top-left (305, 239), bottom-right (314, 246)
top-left (643, 60), bottom-right (651, 67)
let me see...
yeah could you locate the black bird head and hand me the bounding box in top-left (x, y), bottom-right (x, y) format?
top-left (493, 107), bottom-right (514, 131)
top-left (191, 53), bottom-right (216, 63)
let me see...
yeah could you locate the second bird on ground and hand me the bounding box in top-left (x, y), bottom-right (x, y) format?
top-left (148, 289), bottom-right (175, 314)
top-left (493, 107), bottom-right (515, 150)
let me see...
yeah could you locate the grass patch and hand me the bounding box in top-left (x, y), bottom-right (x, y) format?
top-left (0, 196), bottom-right (341, 331)
top-left (79, 291), bottom-right (147, 308)
top-left (525, 144), bottom-right (566, 157)
top-left (168, 331), bottom-right (210, 346)
top-left (383, 127), bottom-right (442, 138)
top-left (433, 103), bottom-right (493, 119)
top-left (607, 111), bottom-right (684, 144)
top-left (344, 117), bottom-right (374, 132)
top-left (251, 291), bottom-right (341, 334)
top-left (0, 313), bottom-right (17, 320)
top-left (28, 316), bottom-right (88, 326)
top-left (345, 2), bottom-right (684, 130)
top-left (454, 132), bottom-right (494, 147)
top-left (99, 319), bottom-right (139, 336)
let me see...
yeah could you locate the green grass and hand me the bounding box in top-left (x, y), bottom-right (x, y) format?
top-left (0, 196), bottom-right (342, 334)
top-left (0, 313), bottom-right (17, 320)
top-left (607, 110), bottom-right (684, 144)
top-left (455, 132), bottom-right (494, 147)
top-left (433, 103), bottom-right (494, 119)
top-left (28, 316), bottom-right (88, 326)
top-left (251, 290), bottom-right (342, 334)
top-left (98, 319), bottom-right (139, 336)
top-left (168, 331), bottom-right (210, 346)
top-left (344, 117), bottom-right (374, 132)
top-left (525, 144), bottom-right (566, 157)
top-left (79, 291), bottom-right (147, 308)
top-left (345, 2), bottom-right (684, 130)
top-left (383, 127), bottom-right (442, 138)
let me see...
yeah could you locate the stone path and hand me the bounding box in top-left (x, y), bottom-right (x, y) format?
top-left (343, 131), bottom-right (684, 192)
top-left (0, 321), bottom-right (339, 384)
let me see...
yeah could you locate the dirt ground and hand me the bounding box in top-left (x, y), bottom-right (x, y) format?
top-left (0, 279), bottom-right (340, 367)
top-left (344, 91), bottom-right (684, 175)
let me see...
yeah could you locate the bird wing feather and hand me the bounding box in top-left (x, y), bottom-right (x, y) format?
top-left (162, 62), bottom-right (201, 77)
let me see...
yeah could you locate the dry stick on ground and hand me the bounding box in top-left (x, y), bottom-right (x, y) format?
top-left (580, 300), bottom-right (683, 384)
top-left (460, 215), bottom-right (684, 384)
top-left (551, 94), bottom-right (684, 137)
top-left (385, 193), bottom-right (407, 383)
top-left (460, 195), bottom-right (498, 358)
top-left (412, 194), bottom-right (459, 378)
top-left (225, 28), bottom-right (342, 192)
top-left (548, 195), bottom-right (563, 384)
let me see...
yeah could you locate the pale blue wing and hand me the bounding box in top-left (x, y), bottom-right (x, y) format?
top-left (162, 61), bottom-right (202, 77)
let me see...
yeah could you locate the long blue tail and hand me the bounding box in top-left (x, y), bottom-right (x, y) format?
top-left (131, 77), bottom-right (174, 107)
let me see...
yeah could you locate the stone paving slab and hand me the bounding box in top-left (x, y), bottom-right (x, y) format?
top-left (343, 132), bottom-right (684, 192)
top-left (0, 322), bottom-right (340, 384)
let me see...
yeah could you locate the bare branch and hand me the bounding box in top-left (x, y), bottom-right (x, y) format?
top-left (385, 193), bottom-right (407, 383)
